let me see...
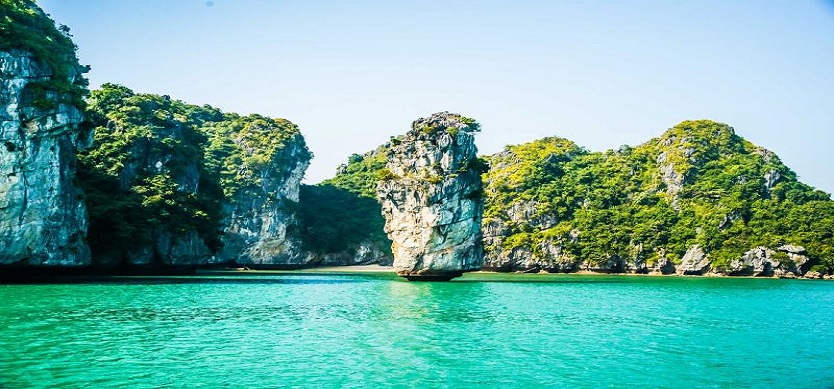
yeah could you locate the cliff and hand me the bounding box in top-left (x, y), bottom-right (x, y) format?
top-left (79, 84), bottom-right (311, 269)
top-left (0, 1), bottom-right (91, 266)
top-left (482, 120), bottom-right (834, 277)
top-left (376, 112), bottom-right (486, 280)
top-left (207, 115), bottom-right (311, 267)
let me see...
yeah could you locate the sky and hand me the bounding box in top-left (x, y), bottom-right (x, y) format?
top-left (39, 0), bottom-right (834, 193)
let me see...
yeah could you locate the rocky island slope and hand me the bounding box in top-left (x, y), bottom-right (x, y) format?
top-left (298, 148), bottom-right (393, 267)
top-left (481, 120), bottom-right (834, 277)
top-left (1, 1), bottom-right (314, 273)
top-left (79, 84), bottom-right (311, 270)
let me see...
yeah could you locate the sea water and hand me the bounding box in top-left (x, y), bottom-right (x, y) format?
top-left (1, 272), bottom-right (832, 388)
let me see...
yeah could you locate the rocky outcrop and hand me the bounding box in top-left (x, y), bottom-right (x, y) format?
top-left (124, 231), bottom-right (210, 267)
top-left (779, 245), bottom-right (811, 272)
top-left (649, 256), bottom-right (677, 275)
top-left (730, 247), bottom-right (775, 276)
top-left (483, 239), bottom-right (815, 278)
top-left (668, 244), bottom-right (812, 277)
top-left (0, 49), bottom-right (90, 266)
top-left (729, 245), bottom-right (810, 277)
top-left (377, 112), bottom-right (485, 280)
top-left (580, 257), bottom-right (627, 273)
top-left (484, 221), bottom-right (581, 273)
top-left (218, 139), bottom-right (310, 267)
top-left (676, 245), bottom-right (711, 275)
top-left (656, 151), bottom-right (685, 211)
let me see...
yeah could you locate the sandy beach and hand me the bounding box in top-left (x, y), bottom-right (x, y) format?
top-left (302, 264), bottom-right (394, 273)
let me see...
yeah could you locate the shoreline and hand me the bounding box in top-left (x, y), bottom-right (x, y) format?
top-left (209, 264), bottom-right (395, 275)
top-left (212, 265), bottom-right (832, 280)
top-left (0, 264), bottom-right (829, 283)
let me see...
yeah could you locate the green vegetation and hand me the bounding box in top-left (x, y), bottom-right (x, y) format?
top-left (78, 83), bottom-right (310, 261)
top-left (0, 0), bottom-right (89, 108)
top-left (299, 184), bottom-right (390, 254)
top-left (459, 116), bottom-right (482, 132)
top-left (320, 149), bottom-right (387, 198)
top-left (203, 113), bottom-right (308, 197)
top-left (483, 120), bottom-right (834, 272)
top-left (416, 114), bottom-right (481, 135)
top-left (79, 84), bottom-right (221, 257)
top-left (299, 149), bottom-right (392, 255)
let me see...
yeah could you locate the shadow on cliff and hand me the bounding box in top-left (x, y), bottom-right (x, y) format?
top-left (76, 146), bottom-right (224, 269)
top-left (75, 163), bottom-right (154, 261)
top-left (298, 184), bottom-right (392, 259)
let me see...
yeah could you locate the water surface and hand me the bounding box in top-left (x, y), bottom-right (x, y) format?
top-left (1, 272), bottom-right (832, 387)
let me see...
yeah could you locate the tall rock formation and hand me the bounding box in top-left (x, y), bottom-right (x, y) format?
top-left (0, 2), bottom-right (91, 266)
top-left (376, 112), bottom-right (485, 280)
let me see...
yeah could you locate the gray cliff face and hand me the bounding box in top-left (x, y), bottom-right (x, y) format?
top-left (122, 231), bottom-right (210, 267)
top-left (655, 134), bottom-right (689, 211)
top-left (218, 140), bottom-right (309, 266)
top-left (672, 244), bottom-right (811, 277)
top-left (0, 50), bottom-right (90, 266)
top-left (376, 112), bottom-right (484, 280)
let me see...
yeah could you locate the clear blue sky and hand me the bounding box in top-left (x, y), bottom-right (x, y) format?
top-left (39, 0), bottom-right (834, 193)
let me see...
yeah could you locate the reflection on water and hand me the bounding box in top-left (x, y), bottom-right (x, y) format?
top-left (0, 273), bottom-right (833, 387)
top-left (380, 279), bottom-right (498, 323)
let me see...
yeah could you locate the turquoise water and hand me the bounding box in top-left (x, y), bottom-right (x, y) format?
top-left (1, 272), bottom-right (833, 388)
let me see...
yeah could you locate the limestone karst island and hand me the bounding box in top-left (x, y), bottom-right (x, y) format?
top-left (2, 0), bottom-right (833, 387)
